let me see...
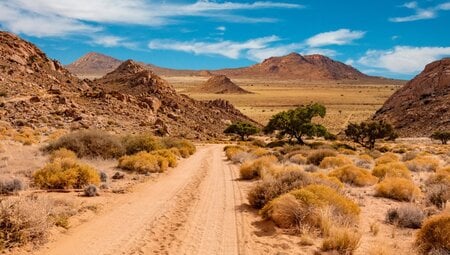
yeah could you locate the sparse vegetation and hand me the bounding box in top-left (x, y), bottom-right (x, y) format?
top-left (0, 177), bottom-right (25, 195)
top-left (306, 149), bottom-right (337, 166)
top-left (329, 164), bottom-right (378, 186)
top-left (405, 156), bottom-right (440, 172)
top-left (372, 162), bottom-right (411, 179)
top-left (345, 121), bottom-right (397, 149)
top-left (224, 122), bottom-right (260, 141)
top-left (375, 177), bottom-right (420, 201)
top-left (239, 155), bottom-right (277, 180)
top-left (386, 205), bottom-right (424, 229)
top-left (33, 158), bottom-right (100, 189)
top-left (319, 155), bottom-right (352, 169)
top-left (118, 152), bottom-right (170, 174)
top-left (430, 131), bottom-right (450, 144)
top-left (321, 227), bottom-right (361, 254)
top-left (415, 213), bottom-right (450, 254)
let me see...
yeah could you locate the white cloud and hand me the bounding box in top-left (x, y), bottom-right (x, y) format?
top-left (0, 0), bottom-right (302, 37)
top-left (149, 36), bottom-right (281, 59)
top-left (305, 29), bottom-right (366, 47)
top-left (216, 26), bottom-right (226, 31)
top-left (90, 35), bottom-right (136, 49)
top-left (358, 46), bottom-right (450, 74)
top-left (390, 1), bottom-right (450, 22)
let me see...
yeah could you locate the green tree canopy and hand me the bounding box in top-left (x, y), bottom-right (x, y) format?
top-left (430, 131), bottom-right (450, 144)
top-left (224, 122), bottom-right (260, 141)
top-left (345, 121), bottom-right (397, 149)
top-left (263, 103), bottom-right (329, 144)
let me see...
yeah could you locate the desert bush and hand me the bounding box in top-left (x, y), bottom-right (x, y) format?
top-left (321, 227), bottom-right (361, 254)
top-left (0, 197), bottom-right (52, 249)
top-left (122, 133), bottom-right (161, 155)
top-left (329, 165), bottom-right (378, 187)
top-left (251, 139), bottom-right (266, 148)
top-left (386, 205), bottom-right (425, 228)
top-left (375, 177), bottom-right (420, 201)
top-left (405, 156), bottom-right (440, 172)
top-left (345, 120), bottom-right (396, 150)
top-left (239, 155), bottom-right (277, 180)
top-left (12, 127), bottom-right (40, 145)
top-left (426, 185), bottom-right (449, 209)
top-left (99, 171), bottom-right (108, 182)
top-left (159, 137), bottom-right (196, 158)
top-left (289, 153), bottom-right (307, 165)
top-left (355, 154), bottom-right (374, 169)
top-left (310, 173), bottom-right (344, 190)
top-left (48, 148), bottom-right (77, 161)
top-left (307, 149), bottom-right (337, 166)
top-left (224, 122), bottom-right (260, 141)
top-left (415, 213), bottom-right (450, 254)
top-left (45, 130), bottom-right (125, 159)
top-left (372, 162), bottom-right (411, 180)
top-left (319, 155), bottom-right (352, 169)
top-left (0, 177), bottom-right (25, 195)
top-left (149, 149), bottom-right (178, 167)
top-left (248, 169), bottom-right (312, 209)
top-left (262, 184), bottom-right (360, 229)
top-left (33, 158), bottom-right (100, 189)
top-left (249, 147), bottom-right (271, 158)
top-left (83, 185), bottom-right (99, 197)
top-left (224, 145), bottom-right (246, 160)
top-left (426, 169), bottom-right (450, 186)
top-left (230, 152), bottom-right (255, 164)
top-left (118, 152), bottom-right (169, 174)
top-left (430, 131), bottom-right (450, 144)
top-left (403, 150), bottom-right (419, 161)
top-left (375, 153), bottom-right (399, 165)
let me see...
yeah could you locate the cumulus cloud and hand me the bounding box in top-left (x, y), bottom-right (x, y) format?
top-left (0, 0), bottom-right (302, 37)
top-left (305, 29), bottom-right (366, 47)
top-left (149, 36), bottom-right (281, 59)
top-left (358, 46), bottom-right (450, 74)
top-left (90, 35), bottom-right (136, 49)
top-left (390, 1), bottom-right (450, 22)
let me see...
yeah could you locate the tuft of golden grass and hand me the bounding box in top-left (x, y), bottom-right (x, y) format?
top-left (329, 164), bottom-right (378, 186)
top-left (12, 127), bottom-right (40, 145)
top-left (33, 158), bottom-right (100, 189)
top-left (415, 213), bottom-right (450, 254)
top-left (405, 156), bottom-right (440, 172)
top-left (375, 177), bottom-right (420, 202)
top-left (307, 149), bottom-right (337, 166)
top-left (319, 155), bottom-right (352, 169)
top-left (49, 148), bottom-right (77, 161)
top-left (375, 152), bottom-right (399, 165)
top-left (321, 227), bottom-right (361, 254)
top-left (224, 145), bottom-right (246, 160)
top-left (372, 162), bottom-right (411, 180)
top-left (289, 153), bottom-right (307, 165)
top-left (239, 155), bottom-right (278, 180)
top-left (118, 152), bottom-right (170, 174)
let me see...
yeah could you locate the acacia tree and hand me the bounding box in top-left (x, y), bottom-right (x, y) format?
top-left (430, 131), bottom-right (450, 144)
top-left (224, 122), bottom-right (260, 141)
top-left (263, 103), bottom-right (329, 144)
top-left (345, 121), bottom-right (397, 150)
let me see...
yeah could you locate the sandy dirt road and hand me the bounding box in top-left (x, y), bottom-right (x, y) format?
top-left (35, 144), bottom-right (251, 255)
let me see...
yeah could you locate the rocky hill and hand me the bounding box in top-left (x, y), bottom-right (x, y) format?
top-left (66, 52), bottom-right (122, 79)
top-left (0, 31), bottom-right (257, 140)
top-left (193, 75), bottom-right (251, 94)
top-left (215, 53), bottom-right (369, 80)
top-left (374, 58), bottom-right (450, 136)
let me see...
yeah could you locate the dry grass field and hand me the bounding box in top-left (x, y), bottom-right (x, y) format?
top-left (166, 76), bottom-right (403, 133)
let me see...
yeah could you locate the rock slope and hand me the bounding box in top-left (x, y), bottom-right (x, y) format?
top-left (193, 75), bottom-right (251, 94)
top-left (0, 31), bottom-right (256, 139)
top-left (374, 58), bottom-right (450, 136)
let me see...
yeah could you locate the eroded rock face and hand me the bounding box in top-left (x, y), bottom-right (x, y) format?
top-left (374, 58), bottom-right (450, 137)
top-left (0, 31), bottom-right (258, 139)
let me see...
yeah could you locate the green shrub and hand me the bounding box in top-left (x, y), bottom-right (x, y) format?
top-left (33, 158), bottom-right (100, 189)
top-left (45, 130), bottom-right (125, 159)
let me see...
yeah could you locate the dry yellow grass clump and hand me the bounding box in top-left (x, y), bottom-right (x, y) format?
top-left (375, 152), bottom-right (399, 165)
top-left (149, 149), bottom-right (179, 167)
top-left (289, 153), bottom-right (307, 165)
top-left (239, 155), bottom-right (278, 180)
top-left (33, 158), bottom-right (100, 189)
top-left (321, 227), bottom-right (361, 254)
top-left (262, 184), bottom-right (360, 229)
top-left (415, 213), bottom-right (450, 254)
top-left (319, 155), bottom-right (352, 169)
top-left (248, 147), bottom-right (271, 157)
top-left (375, 177), bottom-right (420, 201)
top-left (49, 148), bottom-right (77, 161)
top-left (329, 164), bottom-right (378, 187)
top-left (118, 152), bottom-right (170, 174)
top-left (224, 145), bottom-right (246, 160)
top-left (307, 149), bottom-right (337, 166)
top-left (12, 127), bottom-right (40, 145)
top-left (372, 162), bottom-right (411, 180)
top-left (405, 156), bottom-right (440, 172)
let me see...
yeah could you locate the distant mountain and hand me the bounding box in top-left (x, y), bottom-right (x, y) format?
top-left (66, 52), bottom-right (399, 83)
top-left (214, 53), bottom-right (368, 80)
top-left (374, 58), bottom-right (450, 136)
top-left (192, 75), bottom-right (251, 94)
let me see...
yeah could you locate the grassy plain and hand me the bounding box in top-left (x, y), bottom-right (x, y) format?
top-left (166, 76), bottom-right (403, 133)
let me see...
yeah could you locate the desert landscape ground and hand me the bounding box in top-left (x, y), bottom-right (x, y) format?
top-left (0, 29), bottom-right (449, 255)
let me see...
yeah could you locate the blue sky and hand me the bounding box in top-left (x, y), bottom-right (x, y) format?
top-left (1, 0), bottom-right (450, 79)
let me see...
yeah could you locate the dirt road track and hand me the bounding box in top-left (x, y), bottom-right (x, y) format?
top-left (35, 144), bottom-right (249, 255)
